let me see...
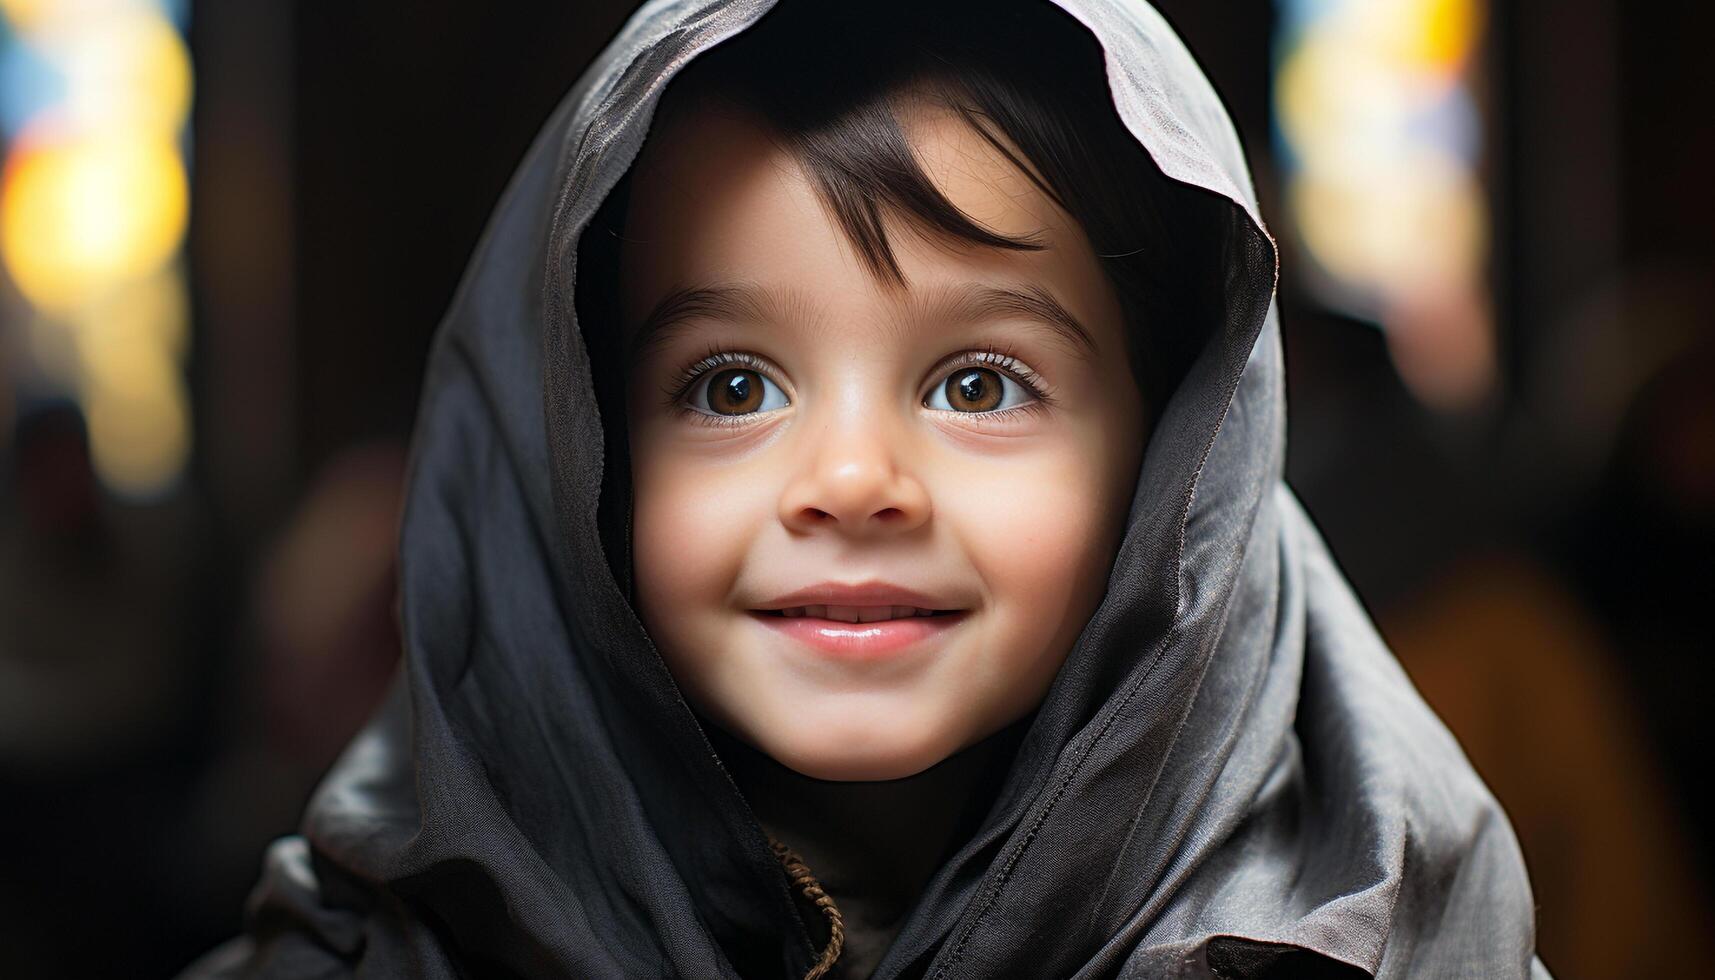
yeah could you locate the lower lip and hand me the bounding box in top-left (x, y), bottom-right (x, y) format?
top-left (746, 610), bottom-right (969, 662)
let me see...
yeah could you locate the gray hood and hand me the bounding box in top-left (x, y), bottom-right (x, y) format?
top-left (182, 1), bottom-right (1548, 977)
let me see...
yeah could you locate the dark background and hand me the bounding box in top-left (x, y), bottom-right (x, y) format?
top-left (2, 1), bottom-right (1711, 977)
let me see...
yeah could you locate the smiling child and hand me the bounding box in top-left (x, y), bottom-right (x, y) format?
top-left (181, 1), bottom-right (1550, 978)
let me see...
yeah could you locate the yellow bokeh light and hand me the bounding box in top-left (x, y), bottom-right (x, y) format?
top-left (1409, 0), bottom-right (1480, 74)
top-left (1289, 146), bottom-right (1486, 302)
top-left (72, 280), bottom-right (190, 498)
top-left (83, 358), bottom-right (189, 499)
top-left (0, 0), bottom-right (48, 29)
top-left (1, 0), bottom-right (141, 33)
top-left (1276, 35), bottom-right (1411, 172)
top-left (0, 130), bottom-right (189, 312)
top-left (1305, 0), bottom-right (1476, 99)
top-left (72, 264), bottom-right (190, 358)
top-left (58, 7), bottom-right (195, 134)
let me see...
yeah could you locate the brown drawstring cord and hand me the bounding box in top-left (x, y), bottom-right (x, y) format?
top-left (768, 834), bottom-right (845, 980)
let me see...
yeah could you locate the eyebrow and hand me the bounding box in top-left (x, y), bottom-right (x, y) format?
top-left (626, 281), bottom-right (811, 367)
top-left (625, 279), bottom-right (1100, 367)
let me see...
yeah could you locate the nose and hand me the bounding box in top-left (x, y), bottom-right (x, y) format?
top-left (778, 407), bottom-right (931, 537)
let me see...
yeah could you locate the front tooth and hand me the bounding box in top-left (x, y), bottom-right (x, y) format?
top-left (855, 606), bottom-right (895, 623)
top-left (824, 604), bottom-right (862, 623)
top-left (803, 604), bottom-right (827, 619)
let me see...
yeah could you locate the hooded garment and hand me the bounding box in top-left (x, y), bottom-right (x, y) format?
top-left (182, 0), bottom-right (1551, 977)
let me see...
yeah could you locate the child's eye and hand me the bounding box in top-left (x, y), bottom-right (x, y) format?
top-left (682, 366), bottom-right (791, 418)
top-left (922, 346), bottom-right (1054, 417)
top-left (924, 367), bottom-right (1036, 413)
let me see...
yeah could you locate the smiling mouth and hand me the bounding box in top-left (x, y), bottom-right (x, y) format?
top-left (753, 605), bottom-right (961, 623)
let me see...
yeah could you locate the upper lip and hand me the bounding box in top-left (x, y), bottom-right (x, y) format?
top-left (752, 580), bottom-right (962, 611)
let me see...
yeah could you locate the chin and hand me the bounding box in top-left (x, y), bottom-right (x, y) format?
top-left (757, 712), bottom-right (958, 782)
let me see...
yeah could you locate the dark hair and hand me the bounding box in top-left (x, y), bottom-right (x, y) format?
top-left (578, 0), bottom-right (1230, 425)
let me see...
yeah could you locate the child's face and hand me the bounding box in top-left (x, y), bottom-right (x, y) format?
top-left (618, 94), bottom-right (1146, 780)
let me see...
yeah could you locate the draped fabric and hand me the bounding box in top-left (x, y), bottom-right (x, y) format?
top-left (180, 1), bottom-right (1550, 976)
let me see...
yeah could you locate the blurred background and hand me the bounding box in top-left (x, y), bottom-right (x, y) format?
top-left (0, 0), bottom-right (1709, 976)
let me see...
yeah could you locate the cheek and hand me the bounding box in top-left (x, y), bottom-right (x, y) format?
top-left (962, 456), bottom-right (1113, 606)
top-left (949, 436), bottom-right (1135, 687)
top-left (629, 441), bottom-right (767, 636)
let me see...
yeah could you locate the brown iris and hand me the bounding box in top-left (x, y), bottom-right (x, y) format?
top-left (943, 368), bottom-right (1003, 412)
top-left (707, 368), bottom-right (765, 415)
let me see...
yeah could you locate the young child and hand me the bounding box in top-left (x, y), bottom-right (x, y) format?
top-left (182, 1), bottom-right (1551, 978)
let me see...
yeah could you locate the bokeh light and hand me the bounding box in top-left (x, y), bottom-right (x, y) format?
top-left (1274, 0), bottom-right (1494, 410)
top-left (0, 0), bottom-right (192, 499)
top-left (1, 129), bottom-right (189, 311)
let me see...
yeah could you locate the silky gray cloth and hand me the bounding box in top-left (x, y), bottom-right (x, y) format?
top-left (179, 0), bottom-right (1551, 976)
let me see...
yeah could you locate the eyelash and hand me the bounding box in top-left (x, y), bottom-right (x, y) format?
top-left (660, 341), bottom-right (1058, 429)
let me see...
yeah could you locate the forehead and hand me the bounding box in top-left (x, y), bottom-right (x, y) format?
top-left (616, 90), bottom-right (1116, 340)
